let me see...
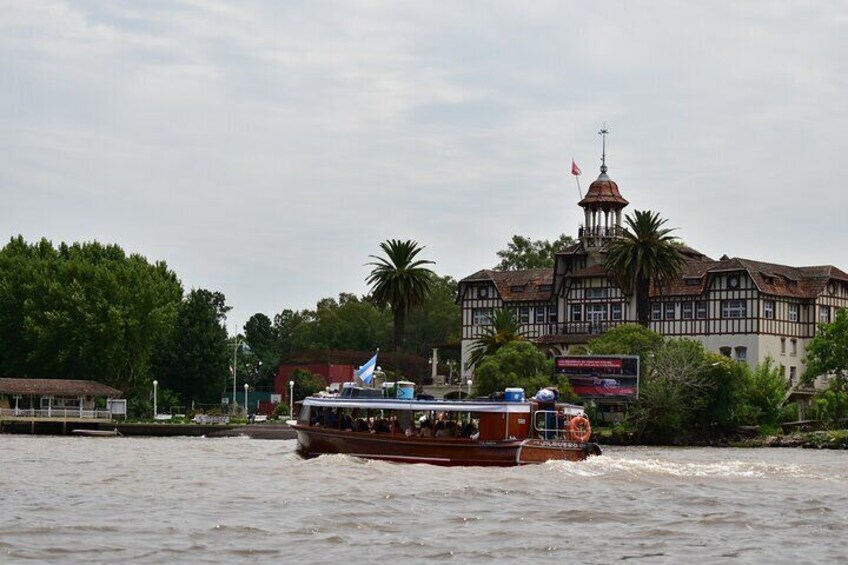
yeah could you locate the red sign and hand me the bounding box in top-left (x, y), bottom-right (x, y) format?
top-left (556, 357), bottom-right (623, 370)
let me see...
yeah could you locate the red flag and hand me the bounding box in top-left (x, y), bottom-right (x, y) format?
top-left (571, 159), bottom-right (581, 176)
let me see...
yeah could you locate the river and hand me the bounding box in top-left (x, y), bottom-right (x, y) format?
top-left (0, 436), bottom-right (846, 563)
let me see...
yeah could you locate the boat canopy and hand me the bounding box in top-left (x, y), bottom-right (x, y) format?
top-left (303, 396), bottom-right (585, 416)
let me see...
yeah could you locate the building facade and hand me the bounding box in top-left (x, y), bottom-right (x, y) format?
top-left (458, 162), bottom-right (848, 385)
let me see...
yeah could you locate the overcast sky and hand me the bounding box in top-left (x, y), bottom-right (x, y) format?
top-left (3, 1), bottom-right (847, 331)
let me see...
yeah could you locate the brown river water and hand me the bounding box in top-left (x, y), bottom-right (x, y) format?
top-left (1, 436), bottom-right (846, 564)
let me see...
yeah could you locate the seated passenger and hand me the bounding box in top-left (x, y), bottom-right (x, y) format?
top-left (375, 419), bottom-right (391, 434)
top-left (341, 415), bottom-right (354, 431)
top-left (444, 421), bottom-right (458, 437)
top-left (419, 420), bottom-right (433, 437)
top-left (434, 421), bottom-right (446, 437)
top-left (460, 422), bottom-right (477, 438)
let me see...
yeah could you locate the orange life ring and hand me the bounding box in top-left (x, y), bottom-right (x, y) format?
top-left (568, 416), bottom-right (592, 443)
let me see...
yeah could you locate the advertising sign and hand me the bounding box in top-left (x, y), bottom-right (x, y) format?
top-left (555, 355), bottom-right (640, 399)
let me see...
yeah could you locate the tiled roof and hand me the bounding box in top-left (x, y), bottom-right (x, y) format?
top-left (459, 268), bottom-right (554, 302)
top-left (0, 378), bottom-right (122, 397)
top-left (657, 256), bottom-right (848, 299)
top-left (578, 173), bottom-right (629, 208)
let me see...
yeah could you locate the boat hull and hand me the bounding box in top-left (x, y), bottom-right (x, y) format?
top-left (292, 425), bottom-right (599, 466)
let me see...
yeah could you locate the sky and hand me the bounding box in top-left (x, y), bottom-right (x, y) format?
top-left (2, 1), bottom-right (847, 332)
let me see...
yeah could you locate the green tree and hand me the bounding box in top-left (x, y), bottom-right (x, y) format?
top-left (0, 236), bottom-right (182, 396)
top-left (366, 239), bottom-right (435, 350)
top-left (604, 211), bottom-right (685, 326)
top-left (403, 274), bottom-right (461, 355)
top-left (803, 307), bottom-right (848, 384)
top-left (474, 341), bottom-right (553, 397)
top-left (495, 233), bottom-right (575, 270)
top-left (742, 357), bottom-right (787, 430)
top-left (153, 289), bottom-right (231, 408)
top-left (587, 323), bottom-right (664, 369)
top-left (467, 308), bottom-right (524, 369)
top-left (243, 313), bottom-right (279, 387)
top-left (290, 368), bottom-right (326, 401)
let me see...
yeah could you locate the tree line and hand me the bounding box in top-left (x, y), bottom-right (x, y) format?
top-left (0, 236), bottom-right (462, 415)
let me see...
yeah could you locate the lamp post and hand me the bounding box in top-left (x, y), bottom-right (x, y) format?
top-left (244, 383), bottom-right (249, 416)
top-left (289, 380), bottom-right (295, 420)
top-left (231, 334), bottom-right (250, 414)
top-left (466, 379), bottom-right (473, 399)
top-left (152, 380), bottom-right (158, 419)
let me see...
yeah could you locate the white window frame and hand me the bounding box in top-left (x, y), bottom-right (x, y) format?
top-left (664, 302), bottom-right (676, 320)
top-left (586, 303), bottom-right (608, 322)
top-left (788, 303), bottom-right (799, 322)
top-left (681, 302), bottom-right (693, 320)
top-left (763, 300), bottom-right (775, 319)
top-left (570, 304), bottom-right (582, 322)
top-left (547, 307), bottom-right (558, 324)
top-left (611, 303), bottom-right (623, 321)
top-left (819, 305), bottom-right (830, 323)
top-left (651, 303), bottom-right (661, 321)
top-left (696, 302), bottom-right (707, 319)
top-left (472, 308), bottom-right (493, 326)
top-left (518, 307), bottom-right (530, 324)
top-left (790, 338), bottom-right (797, 356)
top-left (722, 300), bottom-right (747, 319)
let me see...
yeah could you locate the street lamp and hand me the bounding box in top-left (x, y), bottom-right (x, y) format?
top-left (466, 379), bottom-right (473, 398)
top-left (152, 380), bottom-right (158, 419)
top-left (231, 334), bottom-right (250, 413)
top-left (244, 383), bottom-right (249, 416)
top-left (289, 380), bottom-right (295, 420)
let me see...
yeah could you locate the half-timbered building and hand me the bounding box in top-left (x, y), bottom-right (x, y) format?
top-left (458, 160), bottom-right (848, 384)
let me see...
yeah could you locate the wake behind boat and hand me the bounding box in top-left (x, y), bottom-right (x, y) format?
top-left (291, 385), bottom-right (601, 466)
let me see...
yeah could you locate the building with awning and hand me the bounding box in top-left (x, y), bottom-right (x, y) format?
top-left (0, 378), bottom-right (123, 423)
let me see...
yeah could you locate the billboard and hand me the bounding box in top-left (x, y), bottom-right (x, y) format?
top-left (554, 355), bottom-right (640, 399)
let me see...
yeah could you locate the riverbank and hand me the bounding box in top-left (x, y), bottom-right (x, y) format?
top-left (595, 428), bottom-right (848, 449)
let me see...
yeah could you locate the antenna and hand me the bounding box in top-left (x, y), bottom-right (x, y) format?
top-left (598, 124), bottom-right (609, 174)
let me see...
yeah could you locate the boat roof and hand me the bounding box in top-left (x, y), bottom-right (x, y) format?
top-left (303, 396), bottom-right (585, 415)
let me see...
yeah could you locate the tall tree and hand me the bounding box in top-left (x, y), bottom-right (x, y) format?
top-left (604, 211), bottom-right (685, 326)
top-left (154, 289), bottom-right (230, 408)
top-left (403, 274), bottom-right (462, 355)
top-left (495, 233), bottom-right (574, 270)
top-left (803, 307), bottom-right (848, 383)
top-left (366, 239), bottom-right (435, 350)
top-left (467, 308), bottom-right (524, 369)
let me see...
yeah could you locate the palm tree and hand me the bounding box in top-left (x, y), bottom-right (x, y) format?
top-left (604, 210), bottom-right (685, 327)
top-left (467, 308), bottom-right (525, 369)
top-left (366, 239), bottom-right (435, 350)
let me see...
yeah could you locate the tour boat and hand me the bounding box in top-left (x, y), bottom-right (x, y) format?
top-left (290, 388), bottom-right (601, 466)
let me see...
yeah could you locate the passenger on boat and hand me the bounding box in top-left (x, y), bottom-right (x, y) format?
top-left (444, 421), bottom-right (458, 437)
top-left (434, 421), bottom-right (446, 437)
top-left (355, 418), bottom-right (369, 432)
top-left (419, 419), bottom-right (433, 437)
top-left (341, 415), bottom-right (354, 431)
top-left (460, 422), bottom-right (477, 438)
top-left (374, 419), bottom-right (391, 434)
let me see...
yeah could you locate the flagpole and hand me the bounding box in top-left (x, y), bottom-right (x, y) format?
top-left (575, 175), bottom-right (582, 200)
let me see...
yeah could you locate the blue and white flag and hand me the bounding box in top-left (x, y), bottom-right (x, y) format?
top-left (357, 352), bottom-right (378, 385)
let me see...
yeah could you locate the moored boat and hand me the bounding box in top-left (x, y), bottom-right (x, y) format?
top-left (291, 388), bottom-right (601, 466)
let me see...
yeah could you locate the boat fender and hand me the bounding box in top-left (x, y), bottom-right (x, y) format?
top-left (567, 416), bottom-right (592, 443)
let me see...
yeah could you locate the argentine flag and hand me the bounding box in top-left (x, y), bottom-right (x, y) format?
top-left (357, 352), bottom-right (378, 385)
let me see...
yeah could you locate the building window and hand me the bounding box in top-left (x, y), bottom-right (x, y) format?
top-left (518, 307), bottom-right (530, 324)
top-left (587, 303), bottom-right (608, 321)
top-left (722, 300), bottom-right (747, 319)
top-left (789, 366), bottom-right (797, 385)
top-left (611, 303), bottom-right (623, 321)
top-left (685, 278), bottom-right (700, 286)
top-left (790, 338), bottom-right (797, 356)
top-left (664, 302), bottom-right (676, 320)
top-left (510, 285), bottom-right (525, 293)
top-left (478, 286), bottom-right (489, 299)
top-left (585, 288), bottom-right (607, 299)
top-left (763, 300), bottom-right (775, 319)
top-left (681, 302), bottom-right (693, 320)
top-left (538, 284), bottom-right (552, 292)
top-left (472, 308), bottom-right (493, 326)
top-left (819, 305), bottom-right (830, 323)
top-left (788, 303), bottom-right (799, 322)
top-left (651, 303), bottom-right (662, 321)
top-left (719, 346), bottom-right (732, 357)
top-left (535, 307), bottom-right (546, 324)
top-left (780, 337), bottom-right (786, 355)
top-left (547, 307), bottom-right (558, 324)
top-left (570, 304), bottom-right (582, 322)
top-left (735, 346), bottom-right (748, 362)
top-left (696, 302), bottom-right (707, 319)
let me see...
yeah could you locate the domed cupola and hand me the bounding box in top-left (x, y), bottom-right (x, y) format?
top-left (578, 127), bottom-right (629, 247)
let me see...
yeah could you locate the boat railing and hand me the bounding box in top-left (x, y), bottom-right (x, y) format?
top-left (533, 410), bottom-right (572, 440)
top-left (0, 408), bottom-right (113, 420)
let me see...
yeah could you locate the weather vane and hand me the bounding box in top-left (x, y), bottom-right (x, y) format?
top-left (598, 124), bottom-right (609, 173)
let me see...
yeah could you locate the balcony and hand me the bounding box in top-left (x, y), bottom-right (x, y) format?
top-left (0, 408), bottom-right (113, 421)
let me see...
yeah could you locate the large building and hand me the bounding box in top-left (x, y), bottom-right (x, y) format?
top-left (458, 153), bottom-right (848, 385)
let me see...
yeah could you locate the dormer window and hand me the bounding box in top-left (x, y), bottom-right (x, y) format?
top-left (685, 278), bottom-right (700, 286)
top-left (763, 275), bottom-right (776, 284)
top-left (538, 284), bottom-right (553, 292)
top-left (510, 285), bottom-right (525, 293)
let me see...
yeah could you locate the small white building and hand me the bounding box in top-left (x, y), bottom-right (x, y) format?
top-left (458, 161), bottom-right (848, 384)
